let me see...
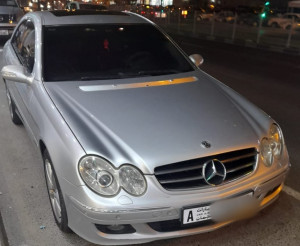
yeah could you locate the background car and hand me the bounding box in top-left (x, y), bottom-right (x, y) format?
top-left (215, 10), bottom-right (236, 23)
top-left (0, 0), bottom-right (23, 38)
top-left (195, 8), bottom-right (214, 21)
top-left (268, 13), bottom-right (300, 29)
top-left (65, 1), bottom-right (106, 11)
top-left (238, 13), bottom-right (261, 26)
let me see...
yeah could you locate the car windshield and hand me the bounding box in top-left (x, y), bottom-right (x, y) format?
top-left (43, 24), bottom-right (194, 81)
top-left (0, 0), bottom-right (17, 6)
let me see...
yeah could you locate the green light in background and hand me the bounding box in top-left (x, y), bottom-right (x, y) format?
top-left (261, 12), bottom-right (266, 18)
top-left (265, 1), bottom-right (270, 6)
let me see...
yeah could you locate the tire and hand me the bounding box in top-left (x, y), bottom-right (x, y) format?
top-left (271, 22), bottom-right (278, 28)
top-left (5, 84), bottom-right (22, 125)
top-left (43, 150), bottom-right (71, 233)
top-left (285, 25), bottom-right (292, 30)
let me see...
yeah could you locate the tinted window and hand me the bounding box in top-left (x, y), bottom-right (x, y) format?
top-left (79, 4), bottom-right (106, 10)
top-left (43, 24), bottom-right (194, 81)
top-left (70, 3), bottom-right (77, 10)
top-left (11, 20), bottom-right (35, 73)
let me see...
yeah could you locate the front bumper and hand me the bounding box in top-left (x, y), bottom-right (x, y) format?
top-left (65, 166), bottom-right (289, 245)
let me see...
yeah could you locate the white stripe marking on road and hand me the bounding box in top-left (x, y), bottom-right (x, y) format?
top-left (283, 186), bottom-right (300, 201)
top-left (0, 49), bottom-right (3, 52)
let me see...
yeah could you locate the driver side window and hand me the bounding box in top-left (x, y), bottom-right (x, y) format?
top-left (11, 20), bottom-right (35, 73)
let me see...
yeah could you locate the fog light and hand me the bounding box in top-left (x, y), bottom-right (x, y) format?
top-left (107, 225), bottom-right (125, 231)
top-left (95, 224), bottom-right (136, 234)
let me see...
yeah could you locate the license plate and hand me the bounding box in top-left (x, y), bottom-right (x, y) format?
top-left (0, 30), bottom-right (8, 35)
top-left (182, 192), bottom-right (253, 225)
top-left (182, 205), bottom-right (211, 224)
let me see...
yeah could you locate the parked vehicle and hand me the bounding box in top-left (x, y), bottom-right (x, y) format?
top-left (280, 19), bottom-right (300, 30)
top-left (0, 0), bottom-right (23, 37)
top-left (215, 11), bottom-right (236, 23)
top-left (195, 8), bottom-right (213, 21)
top-left (65, 1), bottom-right (106, 11)
top-left (268, 13), bottom-right (300, 29)
top-left (2, 10), bottom-right (290, 245)
top-left (237, 13), bottom-right (269, 27)
top-left (238, 13), bottom-right (260, 26)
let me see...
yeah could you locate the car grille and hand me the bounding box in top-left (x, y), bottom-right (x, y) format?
top-left (154, 148), bottom-right (257, 190)
top-left (0, 14), bottom-right (16, 23)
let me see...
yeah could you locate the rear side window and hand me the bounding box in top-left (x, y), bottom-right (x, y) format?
top-left (11, 20), bottom-right (35, 73)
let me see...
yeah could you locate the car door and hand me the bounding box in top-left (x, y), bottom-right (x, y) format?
top-left (9, 19), bottom-right (38, 143)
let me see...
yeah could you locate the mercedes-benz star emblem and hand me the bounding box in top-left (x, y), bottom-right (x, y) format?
top-left (203, 159), bottom-right (226, 186)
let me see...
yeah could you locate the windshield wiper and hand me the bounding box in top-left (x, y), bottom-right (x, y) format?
top-left (80, 75), bottom-right (122, 80)
top-left (116, 69), bottom-right (180, 78)
top-left (80, 69), bottom-right (181, 81)
top-left (81, 73), bottom-right (149, 80)
top-left (137, 69), bottom-right (180, 76)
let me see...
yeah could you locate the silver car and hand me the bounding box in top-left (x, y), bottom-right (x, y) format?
top-left (1, 10), bottom-right (290, 245)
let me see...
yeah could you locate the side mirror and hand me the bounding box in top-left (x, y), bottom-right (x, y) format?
top-left (189, 54), bottom-right (204, 67)
top-left (1, 65), bottom-right (32, 84)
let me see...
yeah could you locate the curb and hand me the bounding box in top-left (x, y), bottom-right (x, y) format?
top-left (0, 212), bottom-right (8, 246)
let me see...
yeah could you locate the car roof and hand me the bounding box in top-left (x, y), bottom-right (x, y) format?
top-left (31, 10), bottom-right (149, 26)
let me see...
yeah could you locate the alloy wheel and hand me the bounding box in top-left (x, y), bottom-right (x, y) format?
top-left (45, 159), bottom-right (62, 223)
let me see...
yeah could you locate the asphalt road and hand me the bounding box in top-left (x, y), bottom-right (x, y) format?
top-left (0, 37), bottom-right (300, 246)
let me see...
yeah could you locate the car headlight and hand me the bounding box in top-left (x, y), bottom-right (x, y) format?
top-left (119, 165), bottom-right (147, 196)
top-left (79, 156), bottom-right (147, 197)
top-left (269, 124), bottom-right (283, 158)
top-left (260, 124), bottom-right (284, 167)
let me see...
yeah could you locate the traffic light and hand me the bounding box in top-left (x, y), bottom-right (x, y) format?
top-left (261, 1), bottom-right (270, 19)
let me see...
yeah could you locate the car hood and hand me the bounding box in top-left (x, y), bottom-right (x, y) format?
top-left (44, 71), bottom-right (271, 174)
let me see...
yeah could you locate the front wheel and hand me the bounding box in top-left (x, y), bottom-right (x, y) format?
top-left (285, 25), bottom-right (292, 30)
top-left (43, 150), bottom-right (71, 233)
